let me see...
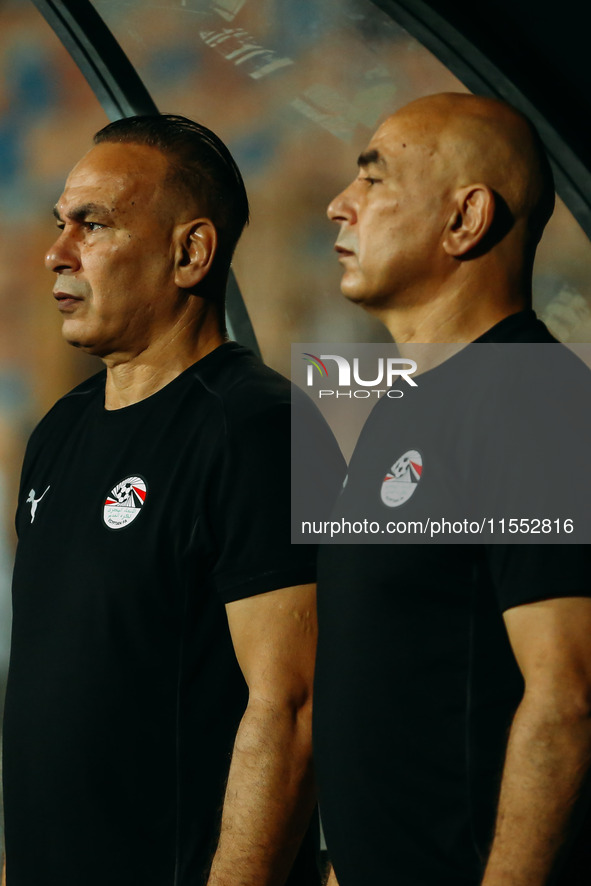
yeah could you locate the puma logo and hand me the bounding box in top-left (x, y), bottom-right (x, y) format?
top-left (26, 486), bottom-right (50, 523)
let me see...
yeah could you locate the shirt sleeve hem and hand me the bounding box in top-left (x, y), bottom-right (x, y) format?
top-left (500, 587), bottom-right (591, 613)
top-left (213, 563), bottom-right (318, 604)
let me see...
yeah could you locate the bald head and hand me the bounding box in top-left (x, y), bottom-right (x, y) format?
top-left (327, 92), bottom-right (555, 334)
top-left (374, 93), bottom-right (554, 248)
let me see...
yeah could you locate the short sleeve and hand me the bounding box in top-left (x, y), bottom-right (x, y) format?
top-left (205, 402), bottom-right (321, 603)
top-left (478, 346), bottom-right (591, 610)
top-left (485, 543), bottom-right (591, 612)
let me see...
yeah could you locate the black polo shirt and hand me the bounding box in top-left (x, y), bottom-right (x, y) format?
top-left (4, 342), bottom-right (342, 886)
top-left (314, 311), bottom-right (591, 885)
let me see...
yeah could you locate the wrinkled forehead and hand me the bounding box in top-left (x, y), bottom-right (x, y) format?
top-left (371, 109), bottom-right (442, 157)
top-left (60, 142), bottom-right (171, 212)
top-left (360, 112), bottom-right (444, 186)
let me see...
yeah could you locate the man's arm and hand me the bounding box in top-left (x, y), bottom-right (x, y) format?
top-left (207, 583), bottom-right (318, 886)
top-left (482, 596), bottom-right (591, 886)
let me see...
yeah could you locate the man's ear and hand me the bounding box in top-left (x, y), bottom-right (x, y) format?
top-left (442, 184), bottom-right (495, 258)
top-left (173, 218), bottom-right (218, 289)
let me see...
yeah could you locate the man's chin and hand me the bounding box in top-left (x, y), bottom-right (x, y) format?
top-left (61, 322), bottom-right (98, 354)
top-left (341, 285), bottom-right (392, 320)
top-left (341, 283), bottom-right (374, 307)
top-left (61, 321), bottom-right (84, 349)
top-left (341, 277), bottom-right (365, 303)
top-left (343, 291), bottom-right (367, 306)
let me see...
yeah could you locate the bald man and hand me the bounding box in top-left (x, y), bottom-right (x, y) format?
top-left (313, 94), bottom-right (591, 885)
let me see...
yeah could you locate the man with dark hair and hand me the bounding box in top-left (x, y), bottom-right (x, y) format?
top-left (313, 93), bottom-right (591, 885)
top-left (93, 114), bottom-right (250, 298)
top-left (2, 114), bottom-right (342, 886)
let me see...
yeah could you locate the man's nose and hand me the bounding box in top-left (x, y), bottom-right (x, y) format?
top-left (327, 184), bottom-right (355, 224)
top-left (45, 230), bottom-right (80, 274)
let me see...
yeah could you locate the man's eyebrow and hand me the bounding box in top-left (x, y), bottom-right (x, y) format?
top-left (357, 149), bottom-right (387, 171)
top-left (52, 202), bottom-right (111, 222)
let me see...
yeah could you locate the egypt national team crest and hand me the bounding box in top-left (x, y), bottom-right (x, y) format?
top-left (103, 476), bottom-right (147, 530)
top-left (380, 450), bottom-right (422, 508)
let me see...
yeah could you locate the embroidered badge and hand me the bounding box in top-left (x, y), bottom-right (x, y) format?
top-left (380, 450), bottom-right (422, 508)
top-left (26, 486), bottom-right (50, 523)
top-left (103, 476), bottom-right (147, 530)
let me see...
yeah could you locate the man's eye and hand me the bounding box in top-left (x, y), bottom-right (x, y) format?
top-left (361, 177), bottom-right (380, 186)
top-left (85, 222), bottom-right (104, 231)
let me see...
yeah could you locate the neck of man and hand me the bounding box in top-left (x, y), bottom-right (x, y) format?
top-left (103, 300), bottom-right (225, 410)
top-left (372, 255), bottom-right (532, 345)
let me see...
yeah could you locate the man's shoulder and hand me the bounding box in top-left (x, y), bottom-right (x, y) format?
top-left (473, 309), bottom-right (591, 394)
top-left (30, 369), bottom-right (105, 441)
top-left (476, 309), bottom-right (558, 344)
top-left (187, 341), bottom-right (293, 427)
top-left (50, 367), bottom-right (105, 412)
top-left (62, 368), bottom-right (107, 401)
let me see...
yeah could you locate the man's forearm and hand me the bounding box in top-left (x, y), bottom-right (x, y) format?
top-left (207, 695), bottom-right (316, 886)
top-left (482, 695), bottom-right (591, 886)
